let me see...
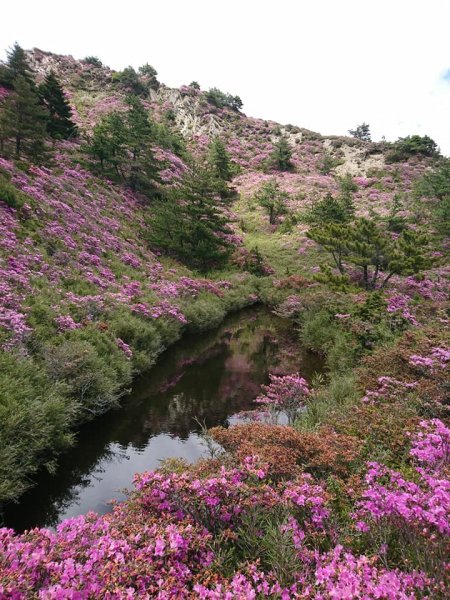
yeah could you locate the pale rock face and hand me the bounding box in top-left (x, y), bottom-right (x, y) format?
top-left (26, 48), bottom-right (114, 90)
top-left (323, 139), bottom-right (385, 176)
top-left (151, 87), bottom-right (226, 138)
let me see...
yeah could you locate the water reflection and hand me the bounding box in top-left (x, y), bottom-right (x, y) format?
top-left (3, 306), bottom-right (323, 531)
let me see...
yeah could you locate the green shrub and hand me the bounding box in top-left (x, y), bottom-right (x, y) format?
top-left (205, 88), bottom-right (242, 111)
top-left (109, 309), bottom-right (180, 371)
top-left (299, 309), bottom-right (339, 354)
top-left (326, 331), bottom-right (357, 373)
top-left (386, 135), bottom-right (440, 162)
top-left (297, 373), bottom-right (360, 431)
top-left (43, 329), bottom-right (132, 419)
top-left (0, 177), bottom-right (27, 209)
top-left (0, 352), bottom-right (74, 502)
top-left (182, 295), bottom-right (226, 332)
top-left (84, 56), bottom-right (103, 67)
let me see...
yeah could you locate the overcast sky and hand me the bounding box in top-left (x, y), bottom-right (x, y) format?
top-left (2, 0), bottom-right (449, 154)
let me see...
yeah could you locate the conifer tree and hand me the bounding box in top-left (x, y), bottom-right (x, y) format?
top-left (269, 135), bottom-right (293, 171)
top-left (123, 94), bottom-right (158, 193)
top-left (86, 95), bottom-right (158, 195)
top-left (38, 71), bottom-right (77, 140)
top-left (208, 137), bottom-right (232, 181)
top-left (0, 75), bottom-right (48, 158)
top-left (348, 122), bottom-right (371, 141)
top-left (148, 164), bottom-right (232, 270)
top-left (308, 217), bottom-right (430, 289)
top-left (308, 193), bottom-right (348, 225)
top-left (255, 179), bottom-right (288, 224)
top-left (0, 43), bottom-right (35, 88)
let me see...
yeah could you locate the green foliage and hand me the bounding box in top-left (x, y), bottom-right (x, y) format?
top-left (297, 373), bottom-right (359, 431)
top-left (386, 194), bottom-right (407, 233)
top-left (86, 95), bottom-right (159, 195)
top-left (234, 505), bottom-right (298, 587)
top-left (84, 56), bottom-right (103, 67)
top-left (318, 151), bottom-right (339, 174)
top-left (0, 176), bottom-right (27, 209)
top-left (269, 136), bottom-right (293, 171)
top-left (0, 43), bottom-right (50, 159)
top-left (299, 308), bottom-right (340, 354)
top-left (348, 122), bottom-right (371, 141)
top-left (338, 173), bottom-right (358, 196)
top-left (205, 88), bottom-right (243, 111)
top-left (326, 331), bottom-right (357, 373)
top-left (414, 160), bottom-right (450, 234)
top-left (307, 222), bottom-right (349, 274)
top-left (38, 71), bottom-right (77, 140)
top-left (147, 164), bottom-right (233, 271)
top-left (189, 81), bottom-right (200, 90)
top-left (182, 295), bottom-right (226, 331)
top-left (386, 135), bottom-right (440, 162)
top-left (112, 66), bottom-right (147, 95)
top-left (138, 63), bottom-right (157, 78)
top-left (0, 74), bottom-right (49, 159)
top-left (307, 193), bottom-right (350, 226)
top-left (254, 179), bottom-right (288, 225)
top-left (308, 217), bottom-right (430, 289)
top-left (109, 310), bottom-right (166, 372)
top-left (208, 137), bottom-right (232, 181)
top-left (0, 352), bottom-right (74, 502)
top-left (0, 42), bottom-right (35, 89)
top-left (244, 246), bottom-right (267, 276)
top-left (42, 333), bottom-right (132, 419)
top-left (138, 63), bottom-right (159, 90)
top-left (152, 121), bottom-right (187, 157)
top-left (355, 292), bottom-right (387, 323)
top-left (312, 265), bottom-right (355, 292)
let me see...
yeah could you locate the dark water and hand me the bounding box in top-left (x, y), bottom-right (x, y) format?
top-left (2, 306), bottom-right (323, 532)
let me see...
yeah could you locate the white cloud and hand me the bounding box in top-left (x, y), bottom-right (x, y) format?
top-left (2, 0), bottom-right (449, 154)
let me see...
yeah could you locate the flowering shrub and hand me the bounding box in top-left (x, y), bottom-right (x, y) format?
top-left (255, 373), bottom-right (310, 424)
top-left (409, 419), bottom-right (450, 474)
top-left (0, 457), bottom-right (433, 598)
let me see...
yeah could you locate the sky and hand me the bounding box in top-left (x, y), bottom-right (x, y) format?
top-left (2, 0), bottom-right (450, 154)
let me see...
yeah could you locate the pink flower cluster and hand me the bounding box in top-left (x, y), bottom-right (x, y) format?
top-left (409, 346), bottom-right (450, 372)
top-left (362, 376), bottom-right (418, 404)
top-left (0, 457), bottom-right (430, 598)
top-left (356, 419), bottom-right (450, 539)
top-left (115, 337), bottom-right (133, 359)
top-left (386, 293), bottom-right (418, 325)
top-left (409, 419), bottom-right (450, 473)
top-left (54, 315), bottom-right (81, 332)
top-left (255, 373), bottom-right (310, 424)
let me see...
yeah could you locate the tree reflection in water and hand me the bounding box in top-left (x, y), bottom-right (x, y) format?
top-left (3, 306), bottom-right (323, 531)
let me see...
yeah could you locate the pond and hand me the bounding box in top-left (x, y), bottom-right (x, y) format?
top-left (2, 306), bottom-right (323, 532)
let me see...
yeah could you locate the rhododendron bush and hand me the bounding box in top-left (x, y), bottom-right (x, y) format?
top-left (0, 46), bottom-right (449, 599)
top-left (0, 453), bottom-right (438, 598)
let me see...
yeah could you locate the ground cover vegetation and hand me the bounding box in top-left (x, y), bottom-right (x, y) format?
top-left (0, 44), bottom-right (448, 598)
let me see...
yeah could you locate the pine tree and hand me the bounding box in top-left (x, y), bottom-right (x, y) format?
top-left (308, 217), bottom-right (430, 289)
top-left (86, 95), bottom-right (158, 195)
top-left (308, 193), bottom-right (348, 226)
top-left (0, 75), bottom-right (48, 158)
top-left (348, 122), bottom-right (371, 141)
top-left (269, 135), bottom-right (293, 171)
top-left (123, 95), bottom-right (158, 193)
top-left (208, 137), bottom-right (232, 181)
top-left (0, 43), bottom-right (35, 88)
top-left (255, 179), bottom-right (288, 224)
top-left (148, 164), bottom-right (232, 271)
top-left (38, 71), bottom-right (77, 140)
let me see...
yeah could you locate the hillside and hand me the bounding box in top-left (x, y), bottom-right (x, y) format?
top-left (0, 47), bottom-right (449, 597)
